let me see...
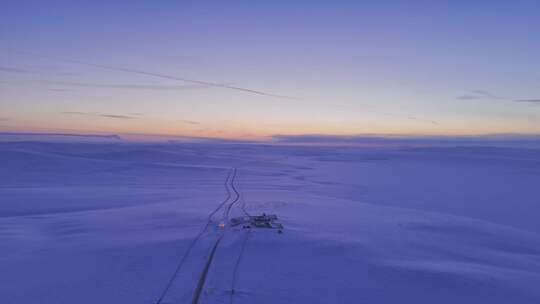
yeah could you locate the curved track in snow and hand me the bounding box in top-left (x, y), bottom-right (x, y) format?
top-left (192, 167), bottom-right (242, 303)
top-left (156, 167), bottom-right (238, 304)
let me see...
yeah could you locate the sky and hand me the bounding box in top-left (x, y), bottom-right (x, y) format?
top-left (1, 0), bottom-right (540, 139)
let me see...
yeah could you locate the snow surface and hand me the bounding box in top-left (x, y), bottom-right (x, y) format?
top-left (1, 140), bottom-right (540, 303)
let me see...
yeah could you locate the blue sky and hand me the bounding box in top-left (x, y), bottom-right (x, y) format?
top-left (1, 0), bottom-right (540, 138)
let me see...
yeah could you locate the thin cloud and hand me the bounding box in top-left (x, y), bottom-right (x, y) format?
top-left (514, 99), bottom-right (540, 104)
top-left (178, 119), bottom-right (201, 125)
top-left (457, 90), bottom-right (502, 100)
top-left (457, 94), bottom-right (480, 100)
top-left (61, 111), bottom-right (138, 119)
top-left (378, 111), bottom-right (439, 125)
top-left (407, 116), bottom-right (439, 125)
top-left (62, 111), bottom-right (94, 116)
top-left (458, 91), bottom-right (540, 106)
top-left (100, 114), bottom-right (135, 119)
top-left (471, 90), bottom-right (500, 98)
top-left (18, 51), bottom-right (295, 99)
top-left (0, 66), bottom-right (28, 73)
top-left (44, 80), bottom-right (213, 91)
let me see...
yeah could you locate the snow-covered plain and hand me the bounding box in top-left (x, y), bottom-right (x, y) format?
top-left (1, 139), bottom-right (540, 303)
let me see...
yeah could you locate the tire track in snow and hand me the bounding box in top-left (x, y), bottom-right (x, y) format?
top-left (192, 167), bottom-right (241, 303)
top-left (155, 168), bottom-right (234, 304)
top-left (192, 234), bottom-right (224, 304)
top-left (223, 168), bottom-right (241, 223)
top-left (156, 167), bottom-right (245, 304)
top-left (229, 229), bottom-right (251, 304)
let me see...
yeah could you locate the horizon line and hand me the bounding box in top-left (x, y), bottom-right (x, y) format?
top-left (2, 131), bottom-right (540, 144)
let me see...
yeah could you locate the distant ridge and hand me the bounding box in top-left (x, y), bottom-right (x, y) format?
top-left (0, 132), bottom-right (122, 142)
top-left (272, 134), bottom-right (540, 147)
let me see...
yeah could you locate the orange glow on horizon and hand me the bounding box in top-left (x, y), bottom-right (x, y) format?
top-left (3, 121), bottom-right (539, 142)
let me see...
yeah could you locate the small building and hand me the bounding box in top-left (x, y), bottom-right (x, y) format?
top-left (230, 213), bottom-right (283, 231)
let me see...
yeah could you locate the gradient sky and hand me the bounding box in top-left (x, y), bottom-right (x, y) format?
top-left (1, 0), bottom-right (540, 138)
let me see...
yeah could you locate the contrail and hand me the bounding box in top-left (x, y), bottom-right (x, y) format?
top-left (17, 51), bottom-right (295, 99)
top-left (514, 99), bottom-right (540, 104)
